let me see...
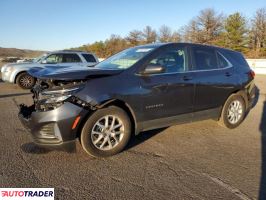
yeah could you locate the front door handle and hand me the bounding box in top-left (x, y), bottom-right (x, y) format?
top-left (182, 76), bottom-right (193, 81)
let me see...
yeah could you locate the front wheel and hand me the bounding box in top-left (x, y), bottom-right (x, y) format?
top-left (219, 94), bottom-right (246, 129)
top-left (16, 72), bottom-right (36, 89)
top-left (80, 106), bottom-right (131, 157)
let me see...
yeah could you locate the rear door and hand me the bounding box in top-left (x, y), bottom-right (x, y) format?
top-left (61, 53), bottom-right (83, 67)
top-left (191, 46), bottom-right (237, 113)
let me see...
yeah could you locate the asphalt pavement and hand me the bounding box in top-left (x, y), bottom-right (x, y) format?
top-left (0, 75), bottom-right (265, 200)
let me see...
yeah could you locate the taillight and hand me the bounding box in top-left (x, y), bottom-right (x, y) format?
top-left (249, 70), bottom-right (255, 78)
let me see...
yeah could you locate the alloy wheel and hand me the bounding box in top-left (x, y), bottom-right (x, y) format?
top-left (91, 115), bottom-right (125, 151)
top-left (19, 75), bottom-right (34, 88)
top-left (227, 100), bottom-right (243, 124)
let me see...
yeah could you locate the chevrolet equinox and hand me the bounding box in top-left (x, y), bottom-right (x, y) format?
top-left (19, 43), bottom-right (256, 157)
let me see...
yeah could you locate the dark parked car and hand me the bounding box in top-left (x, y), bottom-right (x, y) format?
top-left (19, 43), bottom-right (256, 157)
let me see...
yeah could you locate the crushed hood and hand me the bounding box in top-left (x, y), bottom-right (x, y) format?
top-left (28, 65), bottom-right (123, 80)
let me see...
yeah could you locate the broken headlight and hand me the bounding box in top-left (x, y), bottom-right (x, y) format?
top-left (39, 85), bottom-right (84, 104)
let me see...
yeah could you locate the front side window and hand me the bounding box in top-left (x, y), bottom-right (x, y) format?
top-left (147, 48), bottom-right (187, 73)
top-left (95, 47), bottom-right (155, 69)
top-left (45, 54), bottom-right (63, 64)
top-left (193, 47), bottom-right (218, 70)
top-left (62, 54), bottom-right (81, 63)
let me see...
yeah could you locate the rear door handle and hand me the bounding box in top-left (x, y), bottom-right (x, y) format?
top-left (225, 72), bottom-right (232, 77)
top-left (182, 76), bottom-right (193, 81)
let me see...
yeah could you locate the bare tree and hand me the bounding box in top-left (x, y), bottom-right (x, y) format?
top-left (171, 31), bottom-right (181, 42)
top-left (250, 8), bottom-right (266, 55)
top-left (126, 30), bottom-right (144, 46)
top-left (142, 26), bottom-right (157, 43)
top-left (183, 8), bottom-right (224, 44)
top-left (158, 25), bottom-right (172, 42)
top-left (105, 34), bottom-right (128, 57)
top-left (182, 19), bottom-right (201, 42)
top-left (197, 8), bottom-right (224, 43)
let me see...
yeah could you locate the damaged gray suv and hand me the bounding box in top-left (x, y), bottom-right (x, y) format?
top-left (19, 43), bottom-right (255, 157)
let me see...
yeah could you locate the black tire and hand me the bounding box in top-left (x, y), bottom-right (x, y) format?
top-left (219, 94), bottom-right (246, 129)
top-left (80, 106), bottom-right (131, 157)
top-left (16, 72), bottom-right (36, 89)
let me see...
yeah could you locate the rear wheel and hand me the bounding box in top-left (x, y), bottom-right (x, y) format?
top-left (16, 72), bottom-right (36, 89)
top-left (219, 94), bottom-right (246, 129)
top-left (80, 106), bottom-right (131, 157)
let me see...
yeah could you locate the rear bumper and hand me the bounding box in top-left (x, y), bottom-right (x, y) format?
top-left (18, 102), bottom-right (88, 149)
top-left (248, 84), bottom-right (256, 107)
top-left (246, 81), bottom-right (256, 109)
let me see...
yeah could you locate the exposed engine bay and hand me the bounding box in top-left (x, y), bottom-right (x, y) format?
top-left (19, 68), bottom-right (123, 117)
top-left (20, 78), bottom-right (94, 117)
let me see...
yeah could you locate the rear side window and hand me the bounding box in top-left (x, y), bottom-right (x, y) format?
top-left (62, 54), bottom-right (81, 63)
top-left (192, 47), bottom-right (218, 70)
top-left (82, 54), bottom-right (97, 63)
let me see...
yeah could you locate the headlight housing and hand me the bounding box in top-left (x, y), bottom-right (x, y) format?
top-left (2, 66), bottom-right (14, 73)
top-left (39, 85), bottom-right (84, 105)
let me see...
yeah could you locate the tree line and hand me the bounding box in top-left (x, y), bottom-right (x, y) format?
top-left (72, 8), bottom-right (266, 58)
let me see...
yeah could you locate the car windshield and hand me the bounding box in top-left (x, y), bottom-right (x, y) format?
top-left (95, 47), bottom-right (155, 69)
top-left (34, 54), bottom-right (47, 63)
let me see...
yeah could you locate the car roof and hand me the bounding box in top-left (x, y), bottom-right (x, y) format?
top-left (49, 50), bottom-right (93, 54)
top-left (162, 42), bottom-right (240, 53)
top-left (135, 42), bottom-right (240, 54)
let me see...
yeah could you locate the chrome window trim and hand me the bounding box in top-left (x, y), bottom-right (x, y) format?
top-left (136, 65), bottom-right (233, 76)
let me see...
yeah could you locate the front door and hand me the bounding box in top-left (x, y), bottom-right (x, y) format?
top-left (139, 45), bottom-right (195, 122)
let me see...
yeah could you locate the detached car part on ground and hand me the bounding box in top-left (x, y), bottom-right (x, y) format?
top-left (1, 50), bottom-right (98, 89)
top-left (18, 43), bottom-right (256, 157)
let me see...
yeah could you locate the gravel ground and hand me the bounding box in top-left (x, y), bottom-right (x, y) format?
top-left (0, 74), bottom-right (265, 200)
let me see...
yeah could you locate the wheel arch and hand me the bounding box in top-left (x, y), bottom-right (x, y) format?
top-left (14, 70), bottom-right (27, 83)
top-left (76, 99), bottom-right (138, 140)
top-left (219, 89), bottom-right (249, 120)
top-left (98, 99), bottom-right (137, 135)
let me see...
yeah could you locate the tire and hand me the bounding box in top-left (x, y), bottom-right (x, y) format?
top-left (219, 94), bottom-right (246, 129)
top-left (16, 72), bottom-right (36, 89)
top-left (80, 106), bottom-right (131, 157)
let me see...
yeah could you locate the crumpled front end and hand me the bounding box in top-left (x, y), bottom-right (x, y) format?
top-left (18, 78), bottom-right (93, 149)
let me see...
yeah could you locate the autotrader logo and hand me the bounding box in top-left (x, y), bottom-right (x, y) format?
top-left (0, 188), bottom-right (54, 199)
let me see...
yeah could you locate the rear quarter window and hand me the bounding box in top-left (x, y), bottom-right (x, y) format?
top-left (217, 51), bottom-right (232, 68)
top-left (219, 49), bottom-right (250, 70)
top-left (82, 54), bottom-right (97, 63)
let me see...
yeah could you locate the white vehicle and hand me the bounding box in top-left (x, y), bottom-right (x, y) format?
top-left (1, 50), bottom-right (99, 89)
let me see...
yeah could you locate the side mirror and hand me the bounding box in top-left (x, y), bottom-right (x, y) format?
top-left (41, 60), bottom-right (47, 64)
top-left (141, 64), bottom-right (165, 75)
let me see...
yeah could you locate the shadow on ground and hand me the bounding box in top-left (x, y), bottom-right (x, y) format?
top-left (0, 93), bottom-right (31, 99)
top-left (21, 143), bottom-right (51, 154)
top-left (20, 127), bottom-right (167, 156)
top-left (259, 92), bottom-right (266, 199)
top-left (125, 127), bottom-right (168, 151)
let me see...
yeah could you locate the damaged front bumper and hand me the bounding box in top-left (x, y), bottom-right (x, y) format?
top-left (18, 102), bottom-right (88, 149)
